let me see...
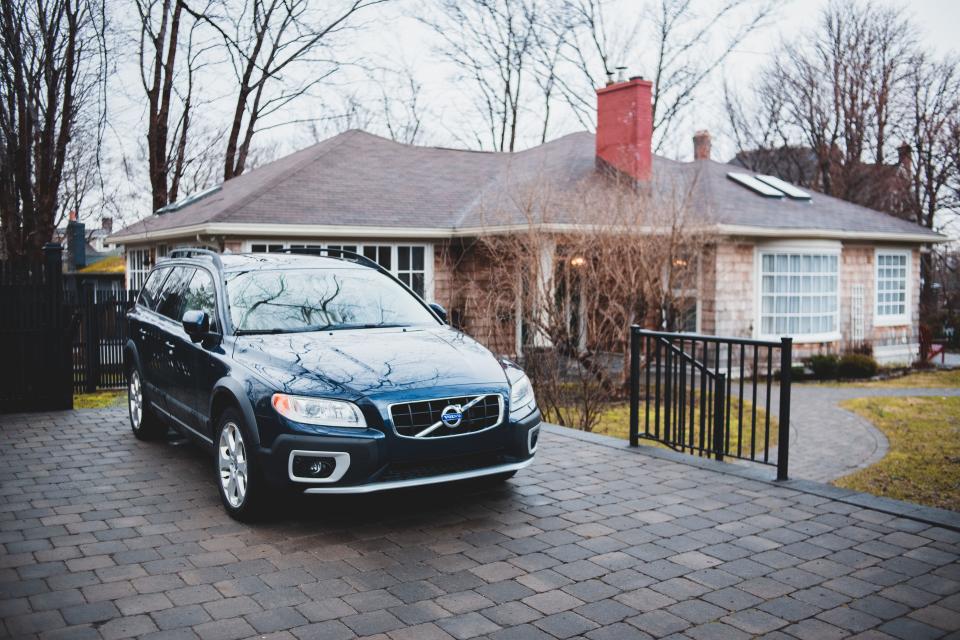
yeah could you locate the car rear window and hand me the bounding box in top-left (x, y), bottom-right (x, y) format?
top-left (226, 267), bottom-right (437, 334)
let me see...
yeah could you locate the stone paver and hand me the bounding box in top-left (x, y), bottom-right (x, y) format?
top-left (1, 407), bottom-right (959, 640)
top-left (763, 384), bottom-right (960, 482)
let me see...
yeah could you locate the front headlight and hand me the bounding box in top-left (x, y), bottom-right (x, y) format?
top-left (507, 371), bottom-right (536, 417)
top-left (272, 394), bottom-right (367, 428)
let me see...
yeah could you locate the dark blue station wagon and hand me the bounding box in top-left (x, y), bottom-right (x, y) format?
top-left (125, 249), bottom-right (541, 520)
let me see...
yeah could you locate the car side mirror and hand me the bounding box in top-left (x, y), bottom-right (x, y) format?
top-left (182, 310), bottom-right (210, 343)
top-left (429, 302), bottom-right (448, 324)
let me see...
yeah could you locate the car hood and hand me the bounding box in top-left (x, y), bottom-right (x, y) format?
top-left (232, 326), bottom-right (509, 397)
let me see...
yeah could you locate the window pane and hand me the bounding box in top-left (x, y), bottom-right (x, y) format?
top-left (138, 267), bottom-right (170, 310)
top-left (226, 268), bottom-right (436, 332)
top-left (760, 251), bottom-right (838, 337)
top-left (182, 269), bottom-right (218, 332)
top-left (156, 267), bottom-right (196, 320)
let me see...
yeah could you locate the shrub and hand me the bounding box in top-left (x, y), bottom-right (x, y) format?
top-left (848, 341), bottom-right (874, 357)
top-left (838, 353), bottom-right (879, 379)
top-left (809, 354), bottom-right (839, 380)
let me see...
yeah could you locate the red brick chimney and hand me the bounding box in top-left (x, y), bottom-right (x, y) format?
top-left (897, 143), bottom-right (912, 175)
top-left (596, 77), bottom-right (653, 182)
top-left (693, 130), bottom-right (711, 161)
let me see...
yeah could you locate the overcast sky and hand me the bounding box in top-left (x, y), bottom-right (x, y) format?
top-left (102, 0), bottom-right (960, 224)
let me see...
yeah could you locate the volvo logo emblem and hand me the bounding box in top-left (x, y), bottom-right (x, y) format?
top-left (440, 405), bottom-right (464, 428)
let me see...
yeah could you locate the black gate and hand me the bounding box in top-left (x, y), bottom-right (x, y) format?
top-left (70, 288), bottom-right (137, 393)
top-left (629, 327), bottom-right (793, 480)
top-left (0, 244), bottom-right (73, 412)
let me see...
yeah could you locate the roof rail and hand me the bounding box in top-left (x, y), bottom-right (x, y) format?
top-left (167, 248), bottom-right (224, 271)
top-left (280, 247), bottom-right (386, 274)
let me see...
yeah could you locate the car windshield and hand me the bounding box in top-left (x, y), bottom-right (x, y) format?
top-left (226, 267), bottom-right (437, 334)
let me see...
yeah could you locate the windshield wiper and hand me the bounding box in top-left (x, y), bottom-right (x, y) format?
top-left (235, 323), bottom-right (408, 335)
top-left (234, 328), bottom-right (292, 335)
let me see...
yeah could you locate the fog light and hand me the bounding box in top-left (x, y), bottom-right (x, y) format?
top-left (292, 455), bottom-right (335, 479)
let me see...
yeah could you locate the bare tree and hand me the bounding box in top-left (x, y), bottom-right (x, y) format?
top-left (445, 171), bottom-right (706, 431)
top-left (136, 0), bottom-right (220, 213)
top-left (305, 65), bottom-right (426, 145)
top-left (554, 0), bottom-right (779, 151)
top-left (206, 0), bottom-right (389, 180)
top-left (0, 0), bottom-right (108, 260)
top-left (419, 0), bottom-right (540, 152)
top-left (727, 1), bottom-right (917, 206)
top-left (897, 53), bottom-right (960, 311)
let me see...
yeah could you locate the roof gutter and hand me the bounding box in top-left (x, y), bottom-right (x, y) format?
top-left (714, 223), bottom-right (947, 244)
top-left (108, 221), bottom-right (947, 246)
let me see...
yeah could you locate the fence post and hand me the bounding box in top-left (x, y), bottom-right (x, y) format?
top-left (83, 282), bottom-right (99, 393)
top-left (44, 243), bottom-right (73, 410)
top-left (713, 373), bottom-right (726, 461)
top-left (776, 337), bottom-right (792, 480)
top-left (629, 325), bottom-right (640, 447)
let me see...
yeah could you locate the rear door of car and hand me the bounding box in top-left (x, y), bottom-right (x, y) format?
top-left (130, 266), bottom-right (171, 407)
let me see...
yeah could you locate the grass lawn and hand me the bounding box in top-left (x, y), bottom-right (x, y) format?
top-left (808, 369), bottom-right (960, 389)
top-left (554, 397), bottom-right (778, 459)
top-left (835, 396), bottom-right (960, 511)
top-left (74, 390), bottom-right (125, 409)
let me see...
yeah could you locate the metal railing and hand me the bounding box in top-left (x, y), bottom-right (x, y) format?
top-left (629, 327), bottom-right (793, 480)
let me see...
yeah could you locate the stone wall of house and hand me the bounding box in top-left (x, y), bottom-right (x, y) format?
top-left (710, 242), bottom-right (756, 338)
top-left (838, 243), bottom-right (920, 363)
top-left (435, 240), bottom-right (517, 356)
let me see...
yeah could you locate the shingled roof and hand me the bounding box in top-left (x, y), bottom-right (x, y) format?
top-left (109, 129), bottom-right (942, 244)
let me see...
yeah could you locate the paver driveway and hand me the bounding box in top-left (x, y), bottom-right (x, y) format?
top-left (1, 407), bottom-right (959, 640)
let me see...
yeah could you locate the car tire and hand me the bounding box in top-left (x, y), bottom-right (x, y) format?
top-left (128, 368), bottom-right (165, 440)
top-left (214, 408), bottom-right (267, 522)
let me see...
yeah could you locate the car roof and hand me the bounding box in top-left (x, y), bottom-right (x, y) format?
top-left (158, 252), bottom-right (369, 273)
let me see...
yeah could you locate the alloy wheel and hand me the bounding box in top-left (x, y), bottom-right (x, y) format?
top-left (129, 371), bottom-right (143, 429)
top-left (218, 423), bottom-right (248, 508)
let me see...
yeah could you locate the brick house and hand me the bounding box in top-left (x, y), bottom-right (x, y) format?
top-left (109, 78), bottom-right (944, 365)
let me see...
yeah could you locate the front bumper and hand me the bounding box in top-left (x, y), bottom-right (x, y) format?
top-left (258, 408), bottom-right (541, 494)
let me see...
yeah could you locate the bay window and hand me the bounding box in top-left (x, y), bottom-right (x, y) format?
top-left (875, 250), bottom-right (910, 325)
top-left (758, 248), bottom-right (839, 340)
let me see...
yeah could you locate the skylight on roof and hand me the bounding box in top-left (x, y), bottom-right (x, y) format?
top-left (155, 185), bottom-right (221, 215)
top-left (726, 172), bottom-right (784, 198)
top-left (755, 175), bottom-right (811, 200)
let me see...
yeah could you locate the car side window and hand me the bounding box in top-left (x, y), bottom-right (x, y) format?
top-left (182, 268), bottom-right (219, 332)
top-left (137, 267), bottom-right (169, 310)
top-left (155, 267), bottom-right (196, 321)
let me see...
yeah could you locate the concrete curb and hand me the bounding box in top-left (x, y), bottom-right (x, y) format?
top-left (542, 423), bottom-right (960, 532)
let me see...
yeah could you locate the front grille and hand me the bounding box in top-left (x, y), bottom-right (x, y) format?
top-left (390, 394), bottom-right (503, 438)
top-left (379, 452), bottom-right (508, 482)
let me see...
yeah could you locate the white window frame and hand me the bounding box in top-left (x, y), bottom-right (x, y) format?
top-left (874, 248), bottom-right (911, 327)
top-left (126, 247), bottom-right (151, 290)
top-left (753, 240), bottom-right (842, 344)
top-left (240, 240), bottom-right (435, 302)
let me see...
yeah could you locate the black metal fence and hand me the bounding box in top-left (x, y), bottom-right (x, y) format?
top-left (0, 244), bottom-right (74, 412)
top-left (68, 288), bottom-right (137, 393)
top-left (629, 327), bottom-right (793, 480)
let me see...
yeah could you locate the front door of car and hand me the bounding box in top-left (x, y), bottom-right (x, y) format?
top-left (178, 267), bottom-right (224, 439)
top-left (153, 266), bottom-right (199, 431)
